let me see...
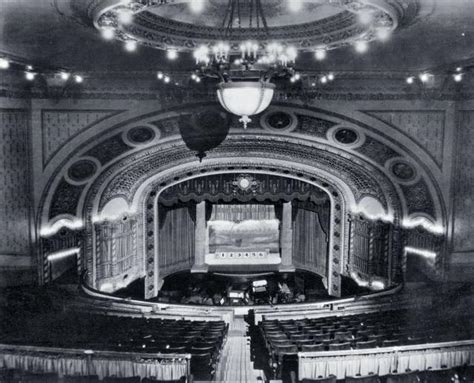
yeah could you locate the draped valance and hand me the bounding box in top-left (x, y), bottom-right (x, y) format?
top-left (0, 345), bottom-right (189, 381)
top-left (298, 341), bottom-right (474, 380)
top-left (158, 173), bottom-right (329, 206)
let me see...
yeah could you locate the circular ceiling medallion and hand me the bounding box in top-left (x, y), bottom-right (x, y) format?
top-left (390, 160), bottom-right (417, 183)
top-left (67, 159), bottom-right (98, 184)
top-left (329, 126), bottom-right (363, 148)
top-left (261, 109), bottom-right (297, 131)
top-left (127, 126), bottom-right (156, 145)
top-left (90, 0), bottom-right (418, 53)
top-left (266, 112), bottom-right (292, 129)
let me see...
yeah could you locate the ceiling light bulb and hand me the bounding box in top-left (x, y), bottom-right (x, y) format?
top-left (26, 65), bottom-right (33, 71)
top-left (125, 40), bottom-right (137, 52)
top-left (406, 76), bottom-right (414, 84)
top-left (376, 27), bottom-right (391, 41)
top-left (195, 77), bottom-right (201, 83)
top-left (157, 72), bottom-right (164, 80)
top-left (294, 73), bottom-right (301, 81)
top-left (327, 73), bottom-right (335, 81)
top-left (355, 40), bottom-right (369, 54)
top-left (74, 75), bottom-right (83, 83)
top-left (321, 76), bottom-right (328, 84)
top-left (101, 27), bottom-right (115, 40)
top-left (0, 58), bottom-right (10, 69)
top-left (191, 73), bottom-right (197, 80)
top-left (117, 9), bottom-right (133, 24)
top-left (25, 72), bottom-right (36, 81)
top-left (358, 9), bottom-right (373, 25)
top-left (419, 73), bottom-right (430, 83)
top-left (290, 77), bottom-right (296, 83)
top-left (60, 72), bottom-right (70, 80)
top-left (453, 73), bottom-right (463, 82)
top-left (167, 49), bottom-right (178, 60)
top-left (189, 0), bottom-right (205, 13)
top-left (164, 76), bottom-right (170, 83)
top-left (314, 48), bottom-right (327, 61)
top-left (311, 82), bottom-right (316, 87)
top-left (288, 0), bottom-right (303, 12)
top-left (456, 67), bottom-right (462, 72)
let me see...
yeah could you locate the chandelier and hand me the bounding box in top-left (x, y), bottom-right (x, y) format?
top-left (194, 38), bottom-right (297, 128)
top-left (92, 0), bottom-right (403, 126)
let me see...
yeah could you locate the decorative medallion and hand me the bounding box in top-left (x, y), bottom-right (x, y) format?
top-left (334, 127), bottom-right (359, 144)
top-left (262, 110), bottom-right (298, 132)
top-left (66, 158), bottom-right (98, 184)
top-left (388, 158), bottom-right (418, 184)
top-left (126, 126), bottom-right (157, 145)
top-left (232, 174), bottom-right (259, 195)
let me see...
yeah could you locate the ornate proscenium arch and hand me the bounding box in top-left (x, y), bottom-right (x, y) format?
top-left (140, 167), bottom-right (346, 298)
top-left (37, 102), bottom-right (446, 291)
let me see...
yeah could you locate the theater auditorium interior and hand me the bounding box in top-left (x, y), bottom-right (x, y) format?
top-left (0, 0), bottom-right (473, 382)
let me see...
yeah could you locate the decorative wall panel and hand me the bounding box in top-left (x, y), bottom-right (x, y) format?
top-left (0, 109), bottom-right (31, 255)
top-left (94, 216), bottom-right (139, 289)
top-left (453, 111), bottom-right (474, 252)
top-left (85, 133), bottom-right (132, 165)
top-left (41, 110), bottom-right (122, 167)
top-left (366, 111), bottom-right (445, 167)
top-left (49, 178), bottom-right (85, 219)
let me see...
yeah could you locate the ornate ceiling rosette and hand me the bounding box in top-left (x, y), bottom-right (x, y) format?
top-left (87, 0), bottom-right (418, 54)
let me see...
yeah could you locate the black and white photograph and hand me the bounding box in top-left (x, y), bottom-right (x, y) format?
top-left (0, 0), bottom-right (473, 382)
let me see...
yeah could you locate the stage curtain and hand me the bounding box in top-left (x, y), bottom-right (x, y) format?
top-left (0, 352), bottom-right (187, 380)
top-left (158, 204), bottom-right (195, 275)
top-left (292, 203), bottom-right (329, 276)
top-left (298, 345), bottom-right (473, 380)
top-left (210, 204), bottom-right (276, 221)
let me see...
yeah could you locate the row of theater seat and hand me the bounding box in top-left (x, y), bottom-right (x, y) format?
top-left (260, 309), bottom-right (471, 357)
top-left (295, 365), bottom-right (474, 382)
top-left (0, 313), bottom-right (228, 381)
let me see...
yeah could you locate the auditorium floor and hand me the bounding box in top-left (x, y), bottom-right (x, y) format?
top-left (213, 316), bottom-right (266, 382)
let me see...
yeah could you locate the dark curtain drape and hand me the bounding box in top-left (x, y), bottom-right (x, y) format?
top-left (158, 203), bottom-right (195, 274)
top-left (292, 201), bottom-right (330, 276)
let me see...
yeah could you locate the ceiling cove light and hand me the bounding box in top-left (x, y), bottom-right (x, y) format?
top-left (314, 48), bottom-right (327, 61)
top-left (101, 27), bottom-right (115, 40)
top-left (60, 71), bottom-right (70, 81)
top-left (166, 48), bottom-right (178, 60)
top-left (189, 0), bottom-right (205, 14)
top-left (406, 76), bottom-right (415, 84)
top-left (125, 40), bottom-right (137, 52)
top-left (74, 75), bottom-right (83, 83)
top-left (419, 72), bottom-right (430, 83)
top-left (117, 9), bottom-right (133, 24)
top-left (25, 71), bottom-right (36, 81)
top-left (453, 73), bottom-right (463, 82)
top-left (354, 40), bottom-right (369, 54)
top-left (0, 58), bottom-right (10, 69)
top-left (288, 0), bottom-right (303, 13)
top-left (376, 27), bottom-right (392, 41)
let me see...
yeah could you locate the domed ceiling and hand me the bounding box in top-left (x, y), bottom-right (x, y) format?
top-left (0, 0), bottom-right (472, 72)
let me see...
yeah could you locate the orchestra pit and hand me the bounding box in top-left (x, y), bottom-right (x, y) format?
top-left (0, 0), bottom-right (473, 382)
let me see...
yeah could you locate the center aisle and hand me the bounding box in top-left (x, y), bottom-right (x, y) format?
top-left (213, 316), bottom-right (266, 383)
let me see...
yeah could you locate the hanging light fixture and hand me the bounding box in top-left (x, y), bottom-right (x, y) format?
top-left (216, 81), bottom-right (275, 128)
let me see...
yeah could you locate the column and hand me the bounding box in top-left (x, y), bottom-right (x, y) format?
top-left (280, 201), bottom-right (295, 272)
top-left (191, 201), bottom-right (208, 272)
